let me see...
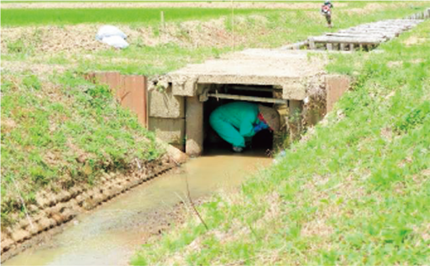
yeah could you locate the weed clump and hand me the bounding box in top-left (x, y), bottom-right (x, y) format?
top-left (395, 101), bottom-right (430, 133)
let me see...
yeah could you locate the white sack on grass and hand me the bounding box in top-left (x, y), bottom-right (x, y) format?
top-left (96, 25), bottom-right (127, 41)
top-left (100, 36), bottom-right (129, 49)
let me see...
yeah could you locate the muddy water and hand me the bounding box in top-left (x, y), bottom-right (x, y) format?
top-left (5, 150), bottom-right (271, 266)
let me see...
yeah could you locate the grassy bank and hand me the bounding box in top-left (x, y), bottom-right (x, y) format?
top-left (131, 19), bottom-right (430, 266)
top-left (78, 3), bottom-right (428, 75)
top-left (2, 2), bottom-right (428, 77)
top-left (0, 71), bottom-right (163, 227)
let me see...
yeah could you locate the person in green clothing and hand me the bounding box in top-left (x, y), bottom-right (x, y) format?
top-left (209, 102), bottom-right (280, 152)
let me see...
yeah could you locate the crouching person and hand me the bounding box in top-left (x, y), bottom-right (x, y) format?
top-left (209, 102), bottom-right (280, 152)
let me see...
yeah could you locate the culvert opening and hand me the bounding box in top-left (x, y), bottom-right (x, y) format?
top-left (201, 84), bottom-right (284, 155)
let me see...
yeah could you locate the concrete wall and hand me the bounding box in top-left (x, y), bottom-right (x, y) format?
top-left (273, 90), bottom-right (288, 149)
top-left (148, 118), bottom-right (185, 150)
top-left (148, 85), bottom-right (186, 150)
top-left (148, 86), bottom-right (184, 118)
top-left (185, 96), bottom-right (204, 156)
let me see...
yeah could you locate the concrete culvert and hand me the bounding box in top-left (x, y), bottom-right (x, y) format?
top-left (148, 50), bottom-right (352, 156)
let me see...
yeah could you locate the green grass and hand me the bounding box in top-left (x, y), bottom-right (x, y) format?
top-left (79, 3), bottom-right (428, 75)
top-left (3, 3), bottom-right (428, 76)
top-left (76, 44), bottom-right (229, 76)
top-left (2, 3), bottom-right (428, 77)
top-left (0, 8), bottom-right (273, 26)
top-left (131, 19), bottom-right (430, 266)
top-left (0, 71), bottom-right (163, 227)
top-left (1, 0), bottom-right (428, 244)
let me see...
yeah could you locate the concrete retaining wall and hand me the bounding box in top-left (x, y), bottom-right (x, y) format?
top-left (89, 64), bottom-right (352, 156)
top-left (185, 96), bottom-right (204, 156)
top-left (149, 74), bottom-right (351, 155)
top-left (149, 118), bottom-right (185, 150)
top-left (148, 86), bottom-right (185, 118)
top-left (147, 84), bottom-right (186, 150)
top-left (1, 157), bottom-right (176, 262)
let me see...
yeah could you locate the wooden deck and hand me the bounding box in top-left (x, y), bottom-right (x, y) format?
top-left (308, 19), bottom-right (423, 51)
top-left (281, 8), bottom-right (429, 52)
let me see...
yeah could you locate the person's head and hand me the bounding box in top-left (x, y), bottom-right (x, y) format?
top-left (258, 105), bottom-right (280, 132)
top-left (324, 1), bottom-right (331, 5)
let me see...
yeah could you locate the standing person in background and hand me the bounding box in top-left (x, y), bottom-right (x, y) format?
top-left (321, 1), bottom-right (334, 28)
top-left (209, 102), bottom-right (280, 153)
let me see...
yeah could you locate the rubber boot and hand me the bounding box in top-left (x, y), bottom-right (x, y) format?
top-left (232, 146), bottom-right (243, 153)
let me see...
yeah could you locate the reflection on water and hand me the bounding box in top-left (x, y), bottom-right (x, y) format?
top-left (5, 149), bottom-right (271, 266)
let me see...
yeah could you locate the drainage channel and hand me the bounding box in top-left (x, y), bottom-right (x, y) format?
top-left (4, 150), bottom-right (271, 266)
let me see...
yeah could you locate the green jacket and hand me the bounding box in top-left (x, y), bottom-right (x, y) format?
top-left (209, 102), bottom-right (259, 147)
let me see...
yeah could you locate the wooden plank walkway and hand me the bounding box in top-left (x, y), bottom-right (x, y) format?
top-left (307, 19), bottom-right (423, 51)
top-left (281, 8), bottom-right (429, 51)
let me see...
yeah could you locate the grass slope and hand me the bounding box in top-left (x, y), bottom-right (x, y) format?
top-left (131, 20), bottom-right (430, 265)
top-left (1, 71), bottom-right (163, 227)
